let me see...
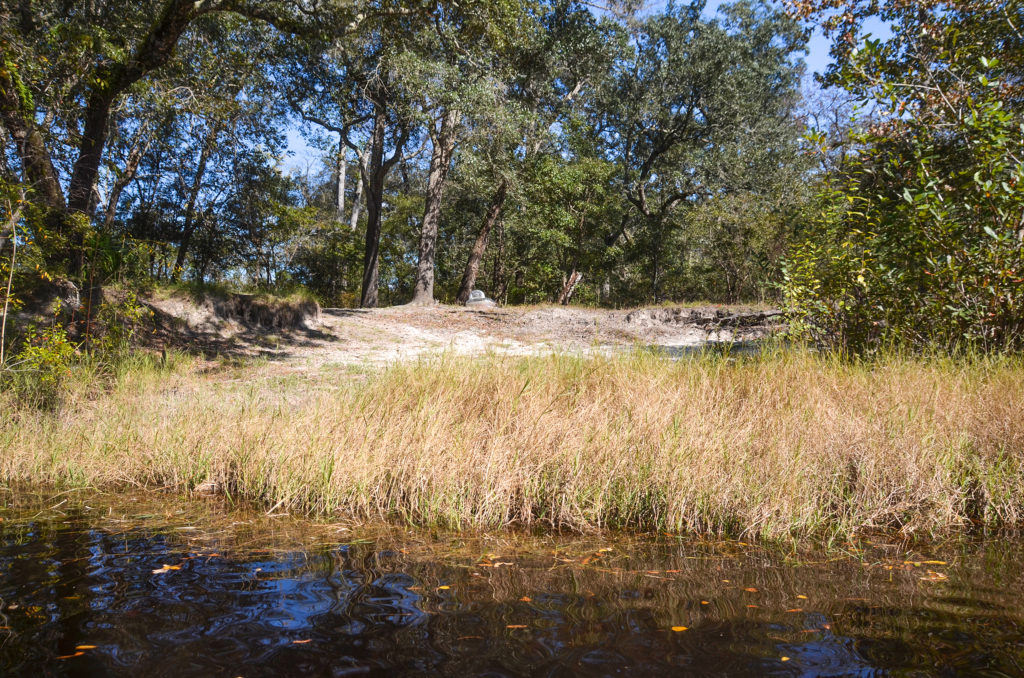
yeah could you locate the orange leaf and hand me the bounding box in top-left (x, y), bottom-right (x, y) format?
top-left (519, 596), bottom-right (531, 602)
top-left (75, 645), bottom-right (97, 650)
top-left (506, 624), bottom-right (528, 629)
top-left (671, 626), bottom-right (688, 632)
top-left (292, 639), bottom-right (313, 644)
top-left (744, 588), bottom-right (758, 593)
top-left (152, 564), bottom-right (182, 574)
top-left (920, 571), bottom-right (948, 582)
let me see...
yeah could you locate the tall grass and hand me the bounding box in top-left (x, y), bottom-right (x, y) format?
top-left (1, 349), bottom-right (1022, 538)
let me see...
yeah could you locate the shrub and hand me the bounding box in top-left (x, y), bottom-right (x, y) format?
top-left (784, 3), bottom-right (1024, 355)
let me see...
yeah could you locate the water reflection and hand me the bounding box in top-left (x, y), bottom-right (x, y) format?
top-left (0, 493), bottom-right (1022, 677)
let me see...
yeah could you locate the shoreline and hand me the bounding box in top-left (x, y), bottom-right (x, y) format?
top-left (2, 350), bottom-right (1022, 540)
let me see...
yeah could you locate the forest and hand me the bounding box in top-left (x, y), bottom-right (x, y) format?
top-left (1, 0), bottom-right (1024, 547)
top-left (2, 0), bottom-right (1017, 358)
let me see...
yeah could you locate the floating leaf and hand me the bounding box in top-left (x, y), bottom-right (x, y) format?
top-left (75, 645), bottom-right (97, 650)
top-left (781, 656), bottom-right (791, 662)
top-left (671, 626), bottom-right (688, 632)
top-left (519, 596), bottom-right (531, 602)
top-left (152, 564), bottom-right (181, 574)
top-left (437, 585), bottom-right (451, 590)
top-left (796, 595), bottom-right (808, 599)
top-left (744, 587), bottom-right (758, 593)
top-left (292, 639), bottom-right (312, 644)
top-left (506, 624), bottom-right (528, 629)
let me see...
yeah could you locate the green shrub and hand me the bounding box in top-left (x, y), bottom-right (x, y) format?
top-left (4, 321), bottom-right (77, 407)
top-left (784, 14), bottom-right (1024, 355)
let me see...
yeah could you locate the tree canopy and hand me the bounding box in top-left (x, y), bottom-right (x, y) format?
top-left (5, 0), bottom-right (1018, 355)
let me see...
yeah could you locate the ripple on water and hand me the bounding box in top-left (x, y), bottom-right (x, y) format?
top-left (0, 494), bottom-right (1023, 677)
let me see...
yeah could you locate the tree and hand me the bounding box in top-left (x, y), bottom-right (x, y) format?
top-left (783, 0), bottom-right (1024, 353)
top-left (595, 0), bottom-right (807, 302)
top-left (454, 0), bottom-right (624, 303)
top-left (0, 0), bottom-right (337, 277)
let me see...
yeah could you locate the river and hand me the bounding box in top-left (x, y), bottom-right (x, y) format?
top-left (1, 491), bottom-right (1021, 676)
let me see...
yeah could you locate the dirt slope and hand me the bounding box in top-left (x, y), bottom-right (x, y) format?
top-left (145, 294), bottom-right (782, 371)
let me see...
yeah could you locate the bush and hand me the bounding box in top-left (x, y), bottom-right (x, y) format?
top-left (3, 320), bottom-right (77, 408)
top-left (784, 10), bottom-right (1024, 355)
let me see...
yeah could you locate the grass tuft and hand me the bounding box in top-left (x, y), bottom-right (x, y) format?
top-left (2, 349), bottom-right (1022, 539)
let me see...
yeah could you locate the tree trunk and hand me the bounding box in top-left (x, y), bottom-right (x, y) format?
top-left (67, 91), bottom-right (116, 217)
top-left (102, 133), bottom-right (151, 230)
top-left (171, 127), bottom-right (217, 282)
top-left (558, 270), bottom-right (583, 305)
top-left (456, 178), bottom-right (507, 304)
top-left (0, 70), bottom-right (65, 211)
top-left (492, 217), bottom-right (506, 300)
top-left (349, 146), bottom-right (368, 231)
top-left (360, 109), bottom-right (388, 308)
top-left (335, 141), bottom-right (346, 217)
top-left (410, 109), bottom-right (460, 305)
top-left (649, 216), bottom-right (666, 304)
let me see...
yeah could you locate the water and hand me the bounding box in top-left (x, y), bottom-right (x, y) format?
top-left (1, 492), bottom-right (1022, 677)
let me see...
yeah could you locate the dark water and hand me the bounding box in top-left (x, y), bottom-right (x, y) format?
top-left (1, 493), bottom-right (1023, 677)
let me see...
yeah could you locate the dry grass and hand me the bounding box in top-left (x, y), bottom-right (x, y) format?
top-left (1, 349), bottom-right (1022, 539)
